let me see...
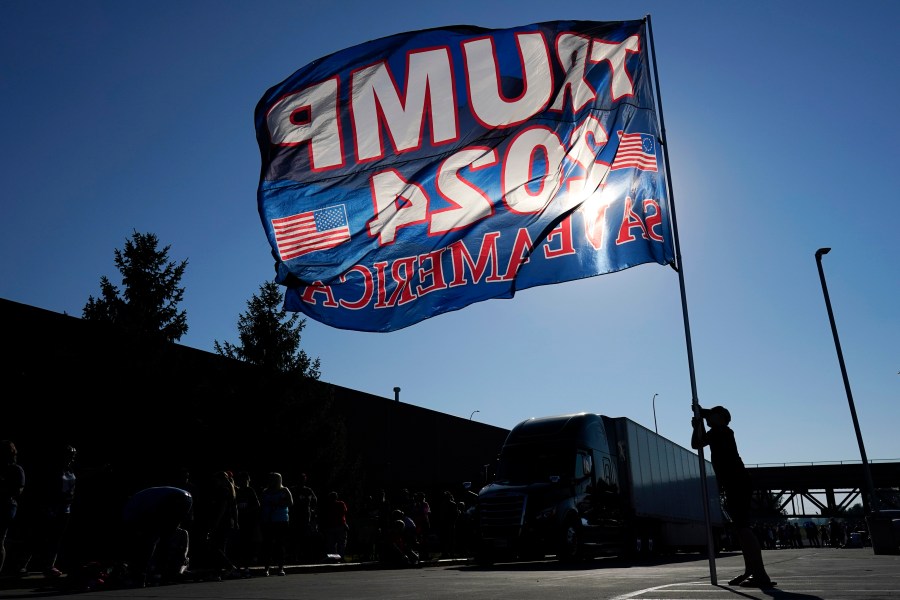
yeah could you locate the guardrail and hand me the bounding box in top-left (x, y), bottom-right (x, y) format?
top-left (746, 459), bottom-right (900, 468)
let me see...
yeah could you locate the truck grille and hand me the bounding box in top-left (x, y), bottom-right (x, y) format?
top-left (479, 493), bottom-right (526, 530)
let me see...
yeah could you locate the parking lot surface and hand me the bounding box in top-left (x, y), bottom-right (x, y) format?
top-left (1, 547), bottom-right (898, 599)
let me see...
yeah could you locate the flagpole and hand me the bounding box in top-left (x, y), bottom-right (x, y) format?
top-left (644, 14), bottom-right (717, 585)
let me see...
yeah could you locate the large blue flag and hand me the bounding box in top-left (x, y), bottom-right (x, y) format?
top-left (255, 19), bottom-right (674, 332)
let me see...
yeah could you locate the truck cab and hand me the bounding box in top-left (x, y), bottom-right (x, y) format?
top-left (475, 413), bottom-right (626, 562)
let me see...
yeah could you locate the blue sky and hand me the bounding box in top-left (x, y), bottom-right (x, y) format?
top-left (2, 1), bottom-right (897, 470)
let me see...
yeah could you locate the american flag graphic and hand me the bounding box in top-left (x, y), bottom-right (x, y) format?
top-left (273, 205), bottom-right (350, 261)
top-left (611, 131), bottom-right (658, 172)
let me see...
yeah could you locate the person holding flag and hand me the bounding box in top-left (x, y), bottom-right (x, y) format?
top-left (691, 405), bottom-right (775, 588)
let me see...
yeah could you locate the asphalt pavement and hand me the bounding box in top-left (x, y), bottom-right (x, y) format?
top-left (1, 547), bottom-right (898, 599)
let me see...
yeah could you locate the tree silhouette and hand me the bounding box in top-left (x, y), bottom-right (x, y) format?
top-left (215, 281), bottom-right (320, 378)
top-left (83, 230), bottom-right (188, 342)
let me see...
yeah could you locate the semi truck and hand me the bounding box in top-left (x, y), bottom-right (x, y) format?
top-left (474, 412), bottom-right (724, 563)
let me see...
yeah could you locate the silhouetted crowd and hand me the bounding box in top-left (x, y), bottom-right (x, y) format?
top-left (717, 518), bottom-right (871, 552)
top-left (1, 439), bottom-right (479, 590)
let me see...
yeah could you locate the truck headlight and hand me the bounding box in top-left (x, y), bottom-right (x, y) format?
top-left (536, 506), bottom-right (556, 520)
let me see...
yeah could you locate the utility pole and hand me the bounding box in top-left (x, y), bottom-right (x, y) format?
top-left (814, 248), bottom-right (877, 513)
top-left (652, 393), bottom-right (659, 434)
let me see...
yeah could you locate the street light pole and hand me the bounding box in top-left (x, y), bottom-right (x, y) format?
top-left (470, 410), bottom-right (480, 420)
top-left (652, 393), bottom-right (659, 434)
top-left (815, 248), bottom-right (878, 514)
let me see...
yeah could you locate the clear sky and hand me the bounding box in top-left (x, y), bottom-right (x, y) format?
top-left (2, 1), bottom-right (897, 469)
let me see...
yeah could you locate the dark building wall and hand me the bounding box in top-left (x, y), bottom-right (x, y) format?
top-left (333, 385), bottom-right (504, 491)
top-left (2, 297), bottom-right (508, 491)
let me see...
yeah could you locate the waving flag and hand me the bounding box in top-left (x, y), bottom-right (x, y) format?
top-left (255, 19), bottom-right (674, 332)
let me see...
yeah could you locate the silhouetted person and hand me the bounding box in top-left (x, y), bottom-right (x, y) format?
top-left (233, 472), bottom-right (260, 577)
top-left (410, 492), bottom-right (431, 556)
top-left (390, 509), bottom-right (419, 558)
top-left (356, 492), bottom-right (383, 561)
top-left (692, 405), bottom-right (775, 588)
top-left (829, 518), bottom-right (842, 548)
top-left (455, 501), bottom-right (476, 556)
top-left (436, 490), bottom-right (459, 558)
top-left (820, 523), bottom-right (830, 547)
top-left (122, 486), bottom-right (193, 587)
top-left (259, 472), bottom-right (292, 576)
top-left (19, 444), bottom-right (77, 577)
top-left (288, 473), bottom-right (317, 563)
top-left (0, 440), bottom-right (25, 575)
top-left (321, 491), bottom-right (349, 560)
top-left (805, 521), bottom-right (820, 547)
top-left (380, 519), bottom-right (419, 567)
top-left (196, 471), bottom-right (239, 578)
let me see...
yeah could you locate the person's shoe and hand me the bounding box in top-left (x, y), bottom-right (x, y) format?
top-left (277, 568), bottom-right (286, 576)
top-left (727, 573), bottom-right (750, 586)
top-left (740, 576), bottom-right (777, 588)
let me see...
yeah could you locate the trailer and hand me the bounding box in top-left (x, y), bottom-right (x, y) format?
top-left (475, 412), bottom-right (724, 563)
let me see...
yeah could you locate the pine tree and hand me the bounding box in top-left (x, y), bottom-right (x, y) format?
top-left (215, 280), bottom-right (320, 378)
top-left (83, 231), bottom-right (188, 342)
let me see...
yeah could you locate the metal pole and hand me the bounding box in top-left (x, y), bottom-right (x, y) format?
top-left (645, 14), bottom-right (717, 584)
top-left (652, 393), bottom-right (659, 434)
top-left (814, 248), bottom-right (878, 513)
top-left (470, 410), bottom-right (480, 420)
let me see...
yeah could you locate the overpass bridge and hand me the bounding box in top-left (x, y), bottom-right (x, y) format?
top-left (746, 460), bottom-right (900, 518)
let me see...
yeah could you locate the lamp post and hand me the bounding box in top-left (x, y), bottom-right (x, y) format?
top-left (652, 393), bottom-right (659, 434)
top-left (470, 410), bottom-right (480, 420)
top-left (815, 248), bottom-right (878, 514)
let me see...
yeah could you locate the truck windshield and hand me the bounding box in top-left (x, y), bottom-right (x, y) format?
top-left (495, 444), bottom-right (572, 483)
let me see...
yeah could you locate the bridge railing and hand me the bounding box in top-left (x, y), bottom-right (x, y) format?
top-left (747, 458), bottom-right (900, 468)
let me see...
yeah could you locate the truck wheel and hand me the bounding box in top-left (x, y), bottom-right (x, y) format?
top-left (557, 519), bottom-right (581, 562)
top-left (624, 528), bottom-right (647, 560)
top-left (634, 534), bottom-right (645, 558)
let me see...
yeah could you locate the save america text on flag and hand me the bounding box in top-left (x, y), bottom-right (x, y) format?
top-left (255, 19), bottom-right (674, 332)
